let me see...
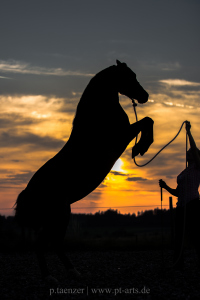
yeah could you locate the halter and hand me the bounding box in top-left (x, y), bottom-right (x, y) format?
top-left (131, 98), bottom-right (138, 121)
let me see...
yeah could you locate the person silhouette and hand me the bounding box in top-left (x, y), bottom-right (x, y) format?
top-left (159, 121), bottom-right (200, 270)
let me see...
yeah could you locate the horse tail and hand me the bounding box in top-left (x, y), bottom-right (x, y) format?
top-left (14, 189), bottom-right (31, 227)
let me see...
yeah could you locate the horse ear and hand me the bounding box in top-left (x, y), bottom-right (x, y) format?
top-left (116, 60), bottom-right (122, 65)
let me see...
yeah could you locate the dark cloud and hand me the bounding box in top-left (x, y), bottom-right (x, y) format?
top-left (121, 144), bottom-right (185, 183)
top-left (0, 130), bottom-right (64, 151)
top-left (11, 160), bottom-right (23, 163)
top-left (110, 171), bottom-right (126, 176)
top-left (0, 171), bottom-right (34, 188)
top-left (0, 74), bottom-right (89, 98)
top-left (166, 175), bottom-right (175, 179)
top-left (0, 113), bottom-right (41, 128)
top-left (126, 177), bottom-right (147, 182)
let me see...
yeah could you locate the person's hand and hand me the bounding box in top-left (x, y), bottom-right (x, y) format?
top-left (185, 121), bottom-right (191, 133)
top-left (159, 179), bottom-right (166, 189)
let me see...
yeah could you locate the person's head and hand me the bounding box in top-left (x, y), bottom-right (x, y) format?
top-left (187, 148), bottom-right (200, 163)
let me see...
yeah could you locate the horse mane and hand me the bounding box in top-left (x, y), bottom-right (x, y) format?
top-left (72, 65), bottom-right (117, 129)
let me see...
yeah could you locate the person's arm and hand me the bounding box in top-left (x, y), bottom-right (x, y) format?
top-left (159, 179), bottom-right (179, 197)
top-left (186, 121), bottom-right (200, 168)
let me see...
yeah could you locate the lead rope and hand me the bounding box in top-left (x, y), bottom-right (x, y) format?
top-left (131, 99), bottom-right (188, 269)
top-left (131, 99), bottom-right (187, 167)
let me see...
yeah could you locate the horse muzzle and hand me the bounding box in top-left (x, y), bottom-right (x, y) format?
top-left (132, 81), bottom-right (149, 104)
top-left (136, 90), bottom-right (149, 104)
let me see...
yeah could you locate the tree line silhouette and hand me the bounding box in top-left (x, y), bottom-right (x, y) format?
top-left (0, 208), bottom-right (174, 252)
top-left (69, 208), bottom-right (173, 228)
top-left (0, 208), bottom-right (173, 232)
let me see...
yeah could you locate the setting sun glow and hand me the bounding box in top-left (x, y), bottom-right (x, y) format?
top-left (111, 158), bottom-right (124, 172)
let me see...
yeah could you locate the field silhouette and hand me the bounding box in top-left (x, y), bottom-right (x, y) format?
top-left (1, 208), bottom-right (200, 299)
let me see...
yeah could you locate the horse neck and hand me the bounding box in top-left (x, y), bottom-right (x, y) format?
top-left (87, 65), bottom-right (118, 102)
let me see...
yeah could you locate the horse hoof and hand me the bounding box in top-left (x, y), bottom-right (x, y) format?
top-left (132, 144), bottom-right (140, 158)
top-left (67, 268), bottom-right (81, 278)
top-left (44, 275), bottom-right (59, 286)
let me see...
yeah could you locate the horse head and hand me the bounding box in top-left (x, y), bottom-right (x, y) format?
top-left (116, 60), bottom-right (149, 104)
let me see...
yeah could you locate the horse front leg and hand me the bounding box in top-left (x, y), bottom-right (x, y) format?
top-left (127, 117), bottom-right (154, 158)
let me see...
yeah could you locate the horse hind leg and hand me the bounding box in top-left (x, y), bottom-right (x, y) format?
top-left (52, 205), bottom-right (81, 278)
top-left (54, 236), bottom-right (81, 278)
top-left (35, 203), bottom-right (80, 283)
top-left (35, 226), bottom-right (59, 285)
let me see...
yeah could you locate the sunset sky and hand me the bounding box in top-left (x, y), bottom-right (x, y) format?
top-left (0, 0), bottom-right (200, 216)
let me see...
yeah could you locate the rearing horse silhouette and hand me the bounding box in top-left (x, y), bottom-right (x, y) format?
top-left (15, 60), bottom-right (154, 282)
